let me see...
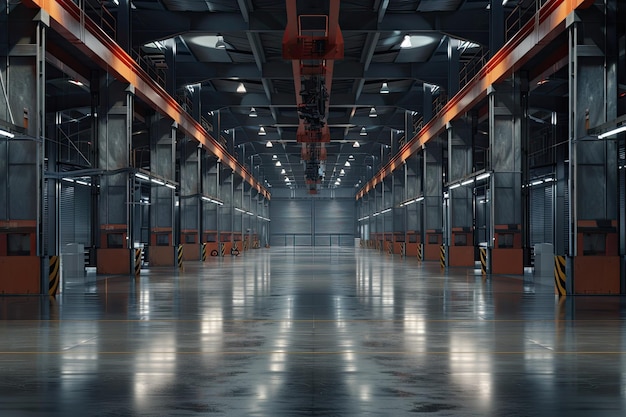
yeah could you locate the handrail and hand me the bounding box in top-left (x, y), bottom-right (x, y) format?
top-left (24, 0), bottom-right (270, 199)
top-left (356, 0), bottom-right (594, 200)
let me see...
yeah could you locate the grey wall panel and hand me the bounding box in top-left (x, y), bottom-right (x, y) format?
top-left (314, 200), bottom-right (353, 234)
top-left (271, 199), bottom-right (312, 235)
top-left (60, 184), bottom-right (92, 246)
top-left (0, 142), bottom-right (6, 218)
top-left (270, 198), bottom-right (355, 246)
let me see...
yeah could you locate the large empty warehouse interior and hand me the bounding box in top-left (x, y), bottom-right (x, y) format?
top-left (2, 0), bottom-right (626, 415)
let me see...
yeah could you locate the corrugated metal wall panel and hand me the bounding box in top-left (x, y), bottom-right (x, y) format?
top-left (60, 184), bottom-right (92, 247)
top-left (270, 198), bottom-right (354, 246)
top-left (530, 184), bottom-right (554, 245)
top-left (60, 185), bottom-right (75, 246)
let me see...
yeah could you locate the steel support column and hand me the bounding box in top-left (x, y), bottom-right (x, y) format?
top-left (96, 79), bottom-right (133, 274)
top-left (148, 114), bottom-right (176, 266)
top-left (488, 75), bottom-right (525, 275)
top-left (447, 119), bottom-right (474, 266)
top-left (568, 5), bottom-right (619, 294)
top-left (179, 87), bottom-right (201, 261)
top-left (423, 135), bottom-right (444, 261)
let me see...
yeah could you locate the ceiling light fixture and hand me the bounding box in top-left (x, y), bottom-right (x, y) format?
top-left (280, 169), bottom-right (286, 174)
top-left (236, 82), bottom-right (247, 93)
top-left (258, 126), bottom-right (266, 136)
top-left (369, 107), bottom-right (377, 117)
top-left (400, 35), bottom-right (412, 48)
top-left (68, 79), bottom-right (84, 87)
top-left (275, 161), bottom-right (282, 167)
top-left (353, 141), bottom-right (360, 148)
top-left (360, 127), bottom-right (367, 136)
top-left (380, 82), bottom-right (390, 94)
top-left (215, 35), bottom-right (227, 49)
top-left (272, 154), bottom-right (277, 160)
top-left (265, 140), bottom-right (272, 147)
top-left (344, 161), bottom-right (351, 167)
top-left (249, 107), bottom-right (257, 117)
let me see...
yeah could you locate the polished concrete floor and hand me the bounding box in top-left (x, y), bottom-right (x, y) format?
top-left (1, 247), bottom-right (626, 416)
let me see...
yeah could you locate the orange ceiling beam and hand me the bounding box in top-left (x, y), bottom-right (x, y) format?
top-left (356, 0), bottom-right (593, 200)
top-left (24, 0), bottom-right (270, 199)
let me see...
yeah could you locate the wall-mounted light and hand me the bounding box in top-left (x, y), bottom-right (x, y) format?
top-left (598, 125), bottom-right (626, 139)
top-left (0, 129), bottom-right (15, 138)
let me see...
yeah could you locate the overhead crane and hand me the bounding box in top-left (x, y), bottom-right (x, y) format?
top-left (283, 0), bottom-right (343, 194)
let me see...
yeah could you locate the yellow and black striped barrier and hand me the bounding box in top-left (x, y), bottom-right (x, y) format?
top-left (177, 244), bottom-right (184, 269)
top-left (48, 255), bottom-right (60, 297)
top-left (479, 247), bottom-right (487, 275)
top-left (417, 243), bottom-right (423, 263)
top-left (387, 241), bottom-right (393, 255)
top-left (219, 242), bottom-right (226, 257)
top-left (243, 240), bottom-right (249, 251)
top-left (201, 243), bottom-right (207, 261)
top-left (400, 242), bottom-right (406, 257)
top-left (134, 248), bottom-right (142, 278)
top-left (440, 245), bottom-right (446, 269)
top-left (554, 255), bottom-right (566, 296)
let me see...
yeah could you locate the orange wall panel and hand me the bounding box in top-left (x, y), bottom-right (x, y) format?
top-left (97, 248), bottom-right (131, 275)
top-left (148, 246), bottom-right (175, 266)
top-left (0, 256), bottom-right (41, 294)
top-left (573, 256), bottom-right (620, 294)
top-left (449, 246), bottom-right (475, 267)
top-left (491, 248), bottom-right (523, 275)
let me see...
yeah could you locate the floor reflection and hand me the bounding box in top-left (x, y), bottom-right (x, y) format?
top-left (1, 247), bottom-right (626, 415)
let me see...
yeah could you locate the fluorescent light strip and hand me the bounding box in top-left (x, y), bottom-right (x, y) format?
top-left (165, 183), bottom-right (176, 189)
top-left (449, 183), bottom-right (461, 189)
top-left (476, 172), bottom-right (491, 181)
top-left (136, 173), bottom-right (150, 181)
top-left (598, 125), bottom-right (626, 139)
top-left (461, 178), bottom-right (474, 186)
top-left (150, 178), bottom-right (165, 185)
top-left (234, 207), bottom-right (246, 213)
top-left (380, 208), bottom-right (392, 214)
top-left (0, 129), bottom-right (14, 138)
